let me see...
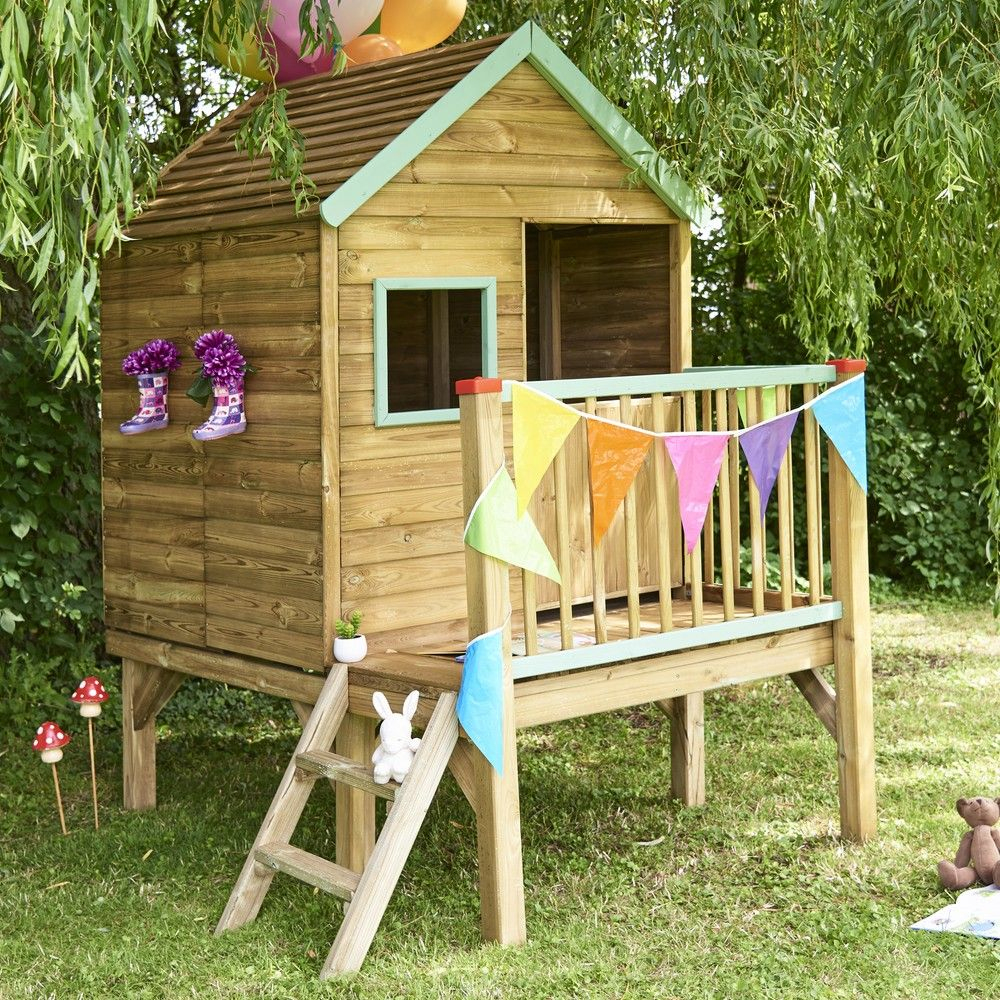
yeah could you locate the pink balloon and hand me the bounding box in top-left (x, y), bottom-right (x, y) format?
top-left (266, 0), bottom-right (382, 53)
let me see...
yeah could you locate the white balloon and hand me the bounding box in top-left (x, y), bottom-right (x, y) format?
top-left (331, 0), bottom-right (384, 45)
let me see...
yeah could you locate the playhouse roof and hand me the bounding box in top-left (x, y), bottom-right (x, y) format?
top-left (129, 22), bottom-right (708, 239)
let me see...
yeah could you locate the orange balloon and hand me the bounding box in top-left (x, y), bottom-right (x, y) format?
top-left (380, 0), bottom-right (467, 54)
top-left (343, 33), bottom-right (404, 68)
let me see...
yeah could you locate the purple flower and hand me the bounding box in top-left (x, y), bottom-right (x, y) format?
top-left (122, 349), bottom-right (146, 376)
top-left (141, 339), bottom-right (182, 373)
top-left (122, 339), bottom-right (181, 375)
top-left (201, 344), bottom-right (247, 388)
top-left (194, 329), bottom-right (236, 360)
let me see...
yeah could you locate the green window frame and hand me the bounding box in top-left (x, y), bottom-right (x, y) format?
top-left (372, 276), bottom-right (498, 427)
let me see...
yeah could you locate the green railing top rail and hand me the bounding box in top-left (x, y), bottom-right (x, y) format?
top-left (499, 365), bottom-right (836, 403)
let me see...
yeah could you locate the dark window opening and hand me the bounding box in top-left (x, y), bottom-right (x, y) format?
top-left (525, 223), bottom-right (672, 381)
top-left (386, 287), bottom-right (484, 414)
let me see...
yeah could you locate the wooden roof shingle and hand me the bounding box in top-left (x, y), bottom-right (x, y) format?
top-left (128, 33), bottom-right (509, 237)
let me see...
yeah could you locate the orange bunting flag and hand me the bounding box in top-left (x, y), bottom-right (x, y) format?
top-left (512, 383), bottom-right (581, 517)
top-left (586, 420), bottom-right (652, 546)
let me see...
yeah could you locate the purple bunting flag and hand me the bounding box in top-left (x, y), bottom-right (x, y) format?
top-left (739, 410), bottom-right (799, 520)
top-left (662, 433), bottom-right (732, 553)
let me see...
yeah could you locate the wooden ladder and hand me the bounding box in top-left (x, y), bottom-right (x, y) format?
top-left (215, 664), bottom-right (459, 977)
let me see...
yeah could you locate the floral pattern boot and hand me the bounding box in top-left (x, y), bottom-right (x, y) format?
top-left (119, 372), bottom-right (170, 435)
top-left (192, 377), bottom-right (246, 441)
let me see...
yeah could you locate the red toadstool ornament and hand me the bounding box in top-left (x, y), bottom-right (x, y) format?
top-left (71, 675), bottom-right (109, 831)
top-left (32, 721), bottom-right (70, 764)
top-left (71, 676), bottom-right (109, 718)
top-left (32, 722), bottom-right (70, 835)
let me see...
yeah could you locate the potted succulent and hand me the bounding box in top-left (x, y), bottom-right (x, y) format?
top-left (333, 610), bottom-right (367, 663)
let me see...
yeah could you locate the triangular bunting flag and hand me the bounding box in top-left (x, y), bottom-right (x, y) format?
top-left (736, 385), bottom-right (777, 427)
top-left (587, 420), bottom-right (652, 546)
top-left (662, 433), bottom-right (732, 553)
top-left (457, 626), bottom-right (505, 774)
top-left (512, 383), bottom-right (581, 517)
top-left (464, 466), bottom-right (561, 583)
top-left (739, 410), bottom-right (799, 520)
top-left (808, 375), bottom-right (867, 493)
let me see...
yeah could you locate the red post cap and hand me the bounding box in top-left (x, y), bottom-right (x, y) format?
top-left (826, 358), bottom-right (868, 374)
top-left (455, 377), bottom-right (503, 396)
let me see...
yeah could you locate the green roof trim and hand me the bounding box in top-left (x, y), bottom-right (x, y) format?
top-left (320, 21), bottom-right (711, 230)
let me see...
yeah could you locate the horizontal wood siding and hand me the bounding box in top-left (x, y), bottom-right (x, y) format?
top-left (340, 63), bottom-right (676, 646)
top-left (100, 222), bottom-right (324, 669)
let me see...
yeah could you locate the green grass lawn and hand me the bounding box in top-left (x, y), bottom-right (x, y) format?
top-left (3, 593), bottom-right (1000, 998)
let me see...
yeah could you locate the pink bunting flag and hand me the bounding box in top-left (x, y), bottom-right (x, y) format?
top-left (662, 433), bottom-right (732, 553)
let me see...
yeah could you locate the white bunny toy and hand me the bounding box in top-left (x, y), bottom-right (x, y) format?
top-left (371, 690), bottom-right (421, 784)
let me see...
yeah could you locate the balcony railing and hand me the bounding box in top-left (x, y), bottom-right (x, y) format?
top-left (460, 364), bottom-right (863, 681)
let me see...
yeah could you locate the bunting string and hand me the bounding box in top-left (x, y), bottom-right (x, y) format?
top-left (465, 375), bottom-right (867, 586)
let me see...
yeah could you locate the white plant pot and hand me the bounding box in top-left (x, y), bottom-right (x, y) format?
top-left (334, 635), bottom-right (367, 664)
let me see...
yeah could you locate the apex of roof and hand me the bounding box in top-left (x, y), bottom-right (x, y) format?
top-left (133, 22), bottom-right (709, 238)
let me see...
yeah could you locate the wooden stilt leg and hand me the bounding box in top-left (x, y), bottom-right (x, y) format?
top-left (827, 362), bottom-right (877, 842)
top-left (122, 659), bottom-right (158, 811)
top-left (335, 712), bottom-right (377, 873)
top-left (669, 693), bottom-right (705, 806)
top-left (457, 378), bottom-right (527, 947)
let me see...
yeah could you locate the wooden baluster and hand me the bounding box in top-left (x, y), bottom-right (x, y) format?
top-left (700, 390), bottom-right (715, 585)
top-left (803, 382), bottom-right (823, 603)
top-left (521, 570), bottom-right (538, 655)
top-left (619, 395), bottom-right (642, 639)
top-left (714, 389), bottom-right (736, 621)
top-left (746, 388), bottom-right (765, 616)
top-left (553, 442), bottom-right (573, 650)
top-left (651, 392), bottom-right (674, 632)
top-left (585, 396), bottom-right (608, 643)
top-left (727, 387), bottom-right (741, 587)
top-left (775, 385), bottom-right (795, 611)
top-left (682, 391), bottom-right (703, 626)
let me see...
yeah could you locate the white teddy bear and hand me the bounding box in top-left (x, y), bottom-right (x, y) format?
top-left (371, 690), bottom-right (421, 784)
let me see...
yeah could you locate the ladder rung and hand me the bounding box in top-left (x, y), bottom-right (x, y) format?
top-left (254, 843), bottom-right (360, 901)
top-left (295, 750), bottom-right (399, 801)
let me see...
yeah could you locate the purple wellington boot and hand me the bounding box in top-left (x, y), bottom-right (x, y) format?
top-left (119, 371), bottom-right (170, 435)
top-left (192, 377), bottom-right (246, 441)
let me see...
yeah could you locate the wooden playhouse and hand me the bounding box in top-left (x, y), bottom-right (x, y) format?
top-left (100, 22), bottom-right (875, 976)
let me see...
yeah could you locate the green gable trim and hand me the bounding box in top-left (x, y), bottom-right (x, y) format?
top-left (524, 25), bottom-right (711, 230)
top-left (372, 276), bottom-right (498, 428)
top-left (322, 24), bottom-right (533, 228)
top-left (320, 21), bottom-right (710, 230)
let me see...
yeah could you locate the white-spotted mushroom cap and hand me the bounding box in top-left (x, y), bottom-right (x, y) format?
top-left (70, 676), bottom-right (109, 705)
top-left (32, 722), bottom-right (71, 753)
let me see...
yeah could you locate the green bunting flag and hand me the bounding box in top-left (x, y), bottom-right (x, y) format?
top-left (463, 467), bottom-right (561, 584)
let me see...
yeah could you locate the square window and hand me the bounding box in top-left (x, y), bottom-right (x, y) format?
top-left (373, 278), bottom-right (497, 426)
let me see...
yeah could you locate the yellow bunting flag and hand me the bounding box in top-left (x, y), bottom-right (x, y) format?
top-left (586, 420), bottom-right (652, 546)
top-left (512, 383), bottom-right (581, 517)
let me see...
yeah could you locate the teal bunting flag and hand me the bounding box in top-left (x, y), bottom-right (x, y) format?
top-left (457, 626), bottom-right (505, 774)
top-left (808, 375), bottom-right (868, 493)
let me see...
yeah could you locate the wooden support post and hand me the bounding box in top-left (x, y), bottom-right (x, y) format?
top-left (670, 692), bottom-right (705, 806)
top-left (122, 659), bottom-right (183, 811)
top-left (335, 712), bottom-right (377, 873)
top-left (456, 377), bottom-right (527, 947)
top-left (826, 359), bottom-right (876, 843)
